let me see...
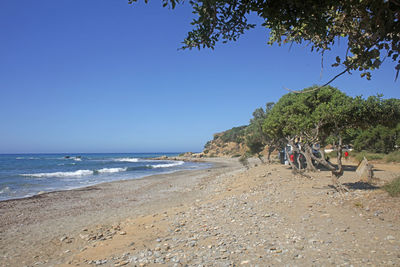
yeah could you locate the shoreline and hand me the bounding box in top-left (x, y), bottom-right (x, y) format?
top-left (1, 158), bottom-right (399, 266)
top-left (0, 156), bottom-right (208, 203)
top-left (0, 157), bottom-right (243, 267)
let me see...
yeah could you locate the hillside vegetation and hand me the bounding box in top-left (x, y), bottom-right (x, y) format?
top-left (201, 86), bottom-right (400, 189)
top-left (203, 126), bottom-right (248, 157)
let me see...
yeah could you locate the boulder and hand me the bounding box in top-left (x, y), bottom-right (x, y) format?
top-left (356, 157), bottom-right (374, 183)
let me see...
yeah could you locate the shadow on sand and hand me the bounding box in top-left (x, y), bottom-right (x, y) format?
top-left (316, 164), bottom-right (357, 172)
top-left (342, 181), bottom-right (380, 190)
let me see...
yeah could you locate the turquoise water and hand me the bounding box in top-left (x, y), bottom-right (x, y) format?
top-left (0, 153), bottom-right (210, 201)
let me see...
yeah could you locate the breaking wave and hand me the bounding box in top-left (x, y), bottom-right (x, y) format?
top-left (96, 167), bottom-right (127, 174)
top-left (151, 161), bottom-right (184, 168)
top-left (20, 161), bottom-right (186, 178)
top-left (114, 158), bottom-right (139, 162)
top-left (21, 170), bottom-right (93, 178)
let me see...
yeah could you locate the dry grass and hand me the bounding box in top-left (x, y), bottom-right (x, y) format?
top-left (383, 176), bottom-right (400, 197)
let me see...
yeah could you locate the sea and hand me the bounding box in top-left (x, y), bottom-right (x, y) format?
top-left (0, 153), bottom-right (211, 201)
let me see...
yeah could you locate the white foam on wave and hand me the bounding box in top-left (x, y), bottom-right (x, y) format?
top-left (151, 161), bottom-right (184, 168)
top-left (0, 186), bottom-right (11, 194)
top-left (114, 158), bottom-right (139, 163)
top-left (21, 170), bottom-right (93, 178)
top-left (73, 158), bottom-right (82, 161)
top-left (97, 167), bottom-right (127, 173)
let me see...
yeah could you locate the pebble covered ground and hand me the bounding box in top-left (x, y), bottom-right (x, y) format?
top-left (2, 158), bottom-right (400, 267)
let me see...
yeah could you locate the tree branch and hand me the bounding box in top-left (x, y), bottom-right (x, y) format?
top-left (284, 66), bottom-right (351, 94)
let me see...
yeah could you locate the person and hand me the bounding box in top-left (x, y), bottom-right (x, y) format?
top-left (344, 151), bottom-right (349, 159)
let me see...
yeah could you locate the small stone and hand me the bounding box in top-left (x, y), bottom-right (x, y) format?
top-left (80, 234), bottom-right (89, 240)
top-left (386, 235), bottom-right (395, 240)
top-left (114, 260), bottom-right (129, 267)
top-left (119, 231), bottom-right (127, 235)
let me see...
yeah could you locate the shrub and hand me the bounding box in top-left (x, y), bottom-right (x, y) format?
top-left (354, 124), bottom-right (399, 154)
top-left (352, 151), bottom-right (385, 162)
top-left (383, 176), bottom-right (400, 197)
top-left (239, 154), bottom-right (249, 168)
top-left (326, 150), bottom-right (337, 158)
top-left (204, 141), bottom-right (212, 149)
top-left (220, 126), bottom-right (247, 143)
top-left (385, 150), bottom-right (400, 163)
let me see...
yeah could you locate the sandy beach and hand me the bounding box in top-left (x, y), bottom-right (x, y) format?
top-left (1, 157), bottom-right (400, 266)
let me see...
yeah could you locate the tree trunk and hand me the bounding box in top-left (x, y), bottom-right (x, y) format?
top-left (257, 153), bottom-right (265, 164)
top-left (296, 151), bottom-right (302, 170)
top-left (310, 136), bottom-right (346, 192)
top-left (332, 135), bottom-right (344, 178)
top-left (304, 144), bottom-right (317, 172)
top-left (311, 148), bottom-right (336, 171)
top-left (267, 145), bottom-right (275, 163)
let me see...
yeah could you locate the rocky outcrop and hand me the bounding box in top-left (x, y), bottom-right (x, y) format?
top-left (202, 131), bottom-right (248, 158)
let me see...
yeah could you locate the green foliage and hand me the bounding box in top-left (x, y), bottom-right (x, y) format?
top-left (129, 0), bottom-right (400, 80)
top-left (263, 86), bottom-right (355, 144)
top-left (245, 102), bottom-right (279, 160)
top-left (383, 176), bottom-right (400, 197)
top-left (238, 154), bottom-right (250, 168)
top-left (338, 150), bottom-right (400, 163)
top-left (352, 151), bottom-right (385, 163)
top-left (264, 87), bottom-right (400, 149)
top-left (325, 150), bottom-right (337, 158)
top-left (246, 134), bottom-right (264, 156)
top-left (385, 151), bottom-right (400, 163)
top-left (218, 126), bottom-right (247, 143)
top-left (204, 140), bottom-right (212, 149)
top-left (354, 124), bottom-right (400, 153)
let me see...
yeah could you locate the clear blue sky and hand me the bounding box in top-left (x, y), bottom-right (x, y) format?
top-left (0, 0), bottom-right (399, 153)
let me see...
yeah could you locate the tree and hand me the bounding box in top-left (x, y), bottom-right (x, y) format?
top-left (245, 134), bottom-right (265, 163)
top-left (129, 0), bottom-right (400, 81)
top-left (263, 86), bottom-right (356, 177)
top-left (262, 86), bottom-right (399, 190)
top-left (354, 123), bottom-right (400, 153)
top-left (245, 102), bottom-right (279, 163)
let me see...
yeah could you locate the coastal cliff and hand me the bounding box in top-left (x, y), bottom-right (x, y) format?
top-left (202, 126), bottom-right (248, 158)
